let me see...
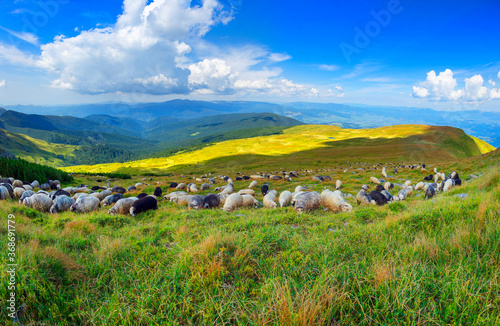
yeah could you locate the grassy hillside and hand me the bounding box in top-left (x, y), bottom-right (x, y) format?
top-left (63, 124), bottom-right (495, 175)
top-left (1, 147), bottom-right (499, 324)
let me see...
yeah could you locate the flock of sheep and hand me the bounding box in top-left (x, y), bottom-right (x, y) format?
top-left (1, 164), bottom-right (465, 217)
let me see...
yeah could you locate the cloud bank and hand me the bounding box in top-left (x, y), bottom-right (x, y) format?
top-left (0, 0), bottom-right (327, 98)
top-left (413, 69), bottom-right (500, 102)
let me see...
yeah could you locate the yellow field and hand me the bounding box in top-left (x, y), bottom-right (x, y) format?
top-left (61, 124), bottom-right (495, 174)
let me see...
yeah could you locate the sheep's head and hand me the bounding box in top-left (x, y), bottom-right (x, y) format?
top-left (130, 207), bottom-right (137, 217)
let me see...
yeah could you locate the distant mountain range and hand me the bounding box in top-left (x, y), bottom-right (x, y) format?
top-left (3, 100), bottom-right (499, 147)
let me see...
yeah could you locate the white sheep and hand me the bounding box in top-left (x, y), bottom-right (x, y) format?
top-left (321, 190), bottom-right (352, 213)
top-left (23, 194), bottom-right (53, 212)
top-left (50, 195), bottom-right (75, 214)
top-left (356, 189), bottom-right (372, 205)
top-left (70, 196), bottom-right (100, 213)
top-left (415, 182), bottom-right (425, 191)
top-left (12, 180), bottom-right (23, 188)
top-left (443, 179), bottom-right (454, 192)
top-left (189, 184), bottom-right (199, 193)
top-left (172, 195), bottom-right (192, 205)
top-left (176, 183), bottom-right (187, 190)
top-left (200, 183), bottom-right (211, 191)
top-left (370, 177), bottom-right (380, 184)
top-left (13, 187), bottom-right (25, 198)
top-left (404, 180), bottom-right (412, 187)
top-left (108, 197), bottom-right (138, 215)
top-left (31, 180), bottom-right (40, 189)
top-left (294, 192), bottom-right (321, 213)
top-left (335, 180), bottom-right (342, 190)
top-left (223, 193), bottom-right (244, 212)
top-left (19, 190), bottom-right (35, 204)
top-left (238, 189), bottom-right (255, 196)
top-left (249, 181), bottom-right (258, 189)
top-left (218, 184), bottom-right (234, 196)
top-left (295, 186), bottom-right (307, 193)
top-left (23, 185), bottom-right (33, 191)
top-left (163, 191), bottom-right (188, 201)
top-left (278, 190), bottom-right (293, 207)
top-left (241, 195), bottom-right (258, 208)
top-left (0, 186), bottom-right (11, 200)
top-left (263, 192), bottom-right (277, 209)
top-left (382, 167), bottom-right (387, 178)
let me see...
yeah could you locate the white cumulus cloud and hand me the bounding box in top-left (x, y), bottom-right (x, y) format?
top-left (0, 80), bottom-right (5, 88)
top-left (412, 69), bottom-right (500, 102)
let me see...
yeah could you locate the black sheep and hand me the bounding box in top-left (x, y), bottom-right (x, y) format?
top-left (423, 175), bottom-right (434, 181)
top-left (153, 187), bottom-right (162, 197)
top-left (455, 179), bottom-right (462, 186)
top-left (113, 187), bottom-right (126, 194)
top-left (223, 176), bottom-right (230, 182)
top-left (261, 184), bottom-right (269, 196)
top-left (242, 175), bottom-right (250, 180)
top-left (235, 177), bottom-right (242, 181)
top-left (369, 191), bottom-right (389, 206)
top-left (394, 168), bottom-right (398, 174)
top-left (137, 193), bottom-right (148, 199)
top-left (169, 182), bottom-right (178, 189)
top-left (425, 185), bottom-right (436, 199)
top-left (91, 186), bottom-right (101, 191)
top-left (127, 186), bottom-right (136, 191)
top-left (51, 189), bottom-right (70, 200)
top-left (50, 182), bottom-right (58, 190)
top-left (375, 184), bottom-right (385, 192)
top-left (130, 196), bottom-right (158, 216)
top-left (203, 194), bottom-right (220, 209)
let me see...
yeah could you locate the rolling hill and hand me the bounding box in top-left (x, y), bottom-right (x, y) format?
top-left (62, 124), bottom-right (495, 175)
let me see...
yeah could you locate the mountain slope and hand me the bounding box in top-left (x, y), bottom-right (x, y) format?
top-left (0, 111), bottom-right (135, 136)
top-left (62, 124), bottom-right (495, 174)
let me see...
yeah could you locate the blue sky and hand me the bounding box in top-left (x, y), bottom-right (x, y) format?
top-left (0, 0), bottom-right (499, 111)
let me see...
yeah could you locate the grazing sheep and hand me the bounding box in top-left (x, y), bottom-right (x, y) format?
top-left (31, 180), bottom-right (40, 189)
top-left (267, 190), bottom-right (278, 197)
top-left (375, 184), bottom-right (385, 192)
top-left (137, 193), bottom-right (148, 199)
top-left (50, 195), bottom-right (75, 214)
top-left (370, 177), bottom-right (380, 184)
top-left (381, 190), bottom-right (393, 202)
top-left (200, 183), bottom-right (211, 191)
top-left (415, 182), bottom-right (425, 191)
top-left (250, 175), bottom-right (264, 180)
top-left (188, 184), bottom-right (199, 193)
top-left (223, 193), bottom-right (244, 213)
top-left (261, 184), bottom-right (269, 196)
top-left (112, 187), bottom-right (127, 194)
top-left (108, 197), bottom-right (138, 215)
top-left (176, 183), bottom-right (187, 190)
top-left (163, 191), bottom-right (188, 201)
top-left (423, 175), bottom-right (433, 181)
top-left (455, 179), bottom-right (462, 186)
top-left (291, 191), bottom-right (305, 207)
top-left (295, 186), bottom-right (307, 193)
top-left (169, 182), bottom-right (178, 189)
top-left (130, 196), bottom-right (158, 216)
top-left (203, 194), bottom-right (220, 209)
top-left (23, 185), bottom-right (33, 191)
top-left (249, 181), bottom-right (258, 189)
top-left (382, 167), bottom-right (387, 178)
top-left (0, 186), bottom-right (12, 200)
top-left (241, 195), bottom-right (258, 208)
top-left (127, 186), bottom-right (136, 192)
top-left (321, 190), bottom-right (352, 213)
top-left (172, 195), bottom-right (192, 205)
top-left (238, 189), bottom-right (255, 196)
top-left (13, 187), bottom-right (25, 198)
top-left (369, 191), bottom-right (389, 206)
top-left (188, 195), bottom-right (205, 209)
top-left (23, 193), bottom-right (53, 212)
top-left (12, 180), bottom-right (23, 188)
top-left (361, 184), bottom-right (370, 191)
top-left (70, 196), bottom-right (100, 213)
top-left (263, 192), bottom-right (277, 209)
top-left (424, 185), bottom-right (437, 199)
top-left (91, 186), bottom-right (101, 191)
top-left (294, 192), bottom-right (321, 213)
top-left (404, 180), bottom-right (412, 187)
top-left (335, 180), bottom-right (342, 190)
top-left (356, 189), bottom-right (372, 205)
top-left (443, 179), bottom-right (454, 192)
top-left (396, 189), bottom-right (408, 201)
top-left (312, 176), bottom-right (324, 182)
top-left (279, 190), bottom-right (293, 207)
top-left (218, 184), bottom-right (234, 196)
top-left (72, 193), bottom-right (88, 201)
top-left (1, 183), bottom-right (14, 198)
top-left (89, 192), bottom-right (106, 201)
top-left (153, 187), bottom-right (163, 197)
top-left (19, 190), bottom-right (35, 204)
top-left (101, 193), bottom-right (124, 207)
top-left (40, 183), bottom-right (50, 191)
top-left (433, 167), bottom-right (438, 174)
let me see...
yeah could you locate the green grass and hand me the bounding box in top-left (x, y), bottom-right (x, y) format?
top-left (1, 148), bottom-right (499, 324)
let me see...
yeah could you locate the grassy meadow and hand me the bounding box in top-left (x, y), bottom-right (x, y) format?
top-left (60, 124), bottom-right (495, 175)
top-left (1, 145), bottom-right (499, 325)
